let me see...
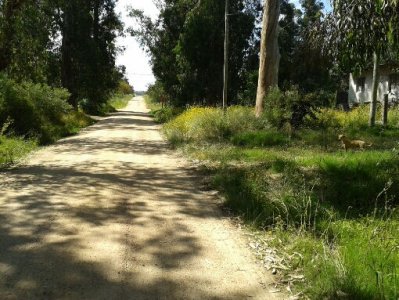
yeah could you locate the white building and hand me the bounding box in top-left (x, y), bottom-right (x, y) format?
top-left (348, 66), bottom-right (399, 105)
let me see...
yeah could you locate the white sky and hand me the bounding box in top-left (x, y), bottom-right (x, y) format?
top-left (116, 0), bottom-right (159, 91)
top-left (115, 0), bottom-right (331, 91)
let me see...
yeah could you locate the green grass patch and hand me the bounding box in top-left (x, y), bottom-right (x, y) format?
top-left (231, 130), bottom-right (288, 147)
top-left (181, 142), bottom-right (399, 299)
top-left (108, 94), bottom-right (133, 110)
top-left (164, 104), bottom-right (399, 299)
top-left (0, 136), bottom-right (37, 167)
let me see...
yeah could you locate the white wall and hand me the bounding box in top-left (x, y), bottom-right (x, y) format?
top-left (349, 71), bottom-right (396, 104)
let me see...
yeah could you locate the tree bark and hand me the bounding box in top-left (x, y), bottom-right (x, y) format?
top-left (255, 0), bottom-right (280, 117)
top-left (369, 51), bottom-right (379, 127)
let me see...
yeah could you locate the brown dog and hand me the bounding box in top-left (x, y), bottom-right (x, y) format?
top-left (338, 134), bottom-right (372, 151)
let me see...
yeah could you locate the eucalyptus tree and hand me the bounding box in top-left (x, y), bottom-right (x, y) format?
top-left (255, 0), bottom-right (280, 117)
top-left (53, 0), bottom-right (123, 110)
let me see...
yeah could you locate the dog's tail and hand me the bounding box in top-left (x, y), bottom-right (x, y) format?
top-left (366, 143), bottom-right (373, 148)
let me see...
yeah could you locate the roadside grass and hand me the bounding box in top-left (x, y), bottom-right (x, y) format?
top-left (59, 111), bottom-right (95, 136)
top-left (0, 111), bottom-right (93, 168)
top-left (0, 136), bottom-right (37, 167)
top-left (144, 95), bottom-right (183, 123)
top-left (161, 105), bottom-right (399, 299)
top-left (108, 94), bottom-right (133, 110)
top-left (185, 144), bottom-right (399, 299)
top-left (152, 106), bottom-right (184, 124)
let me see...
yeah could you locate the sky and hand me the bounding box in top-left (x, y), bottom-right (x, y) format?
top-left (115, 0), bottom-right (158, 91)
top-left (116, 0), bottom-right (331, 92)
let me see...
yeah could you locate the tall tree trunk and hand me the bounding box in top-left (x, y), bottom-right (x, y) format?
top-left (369, 51), bottom-right (379, 127)
top-left (255, 0), bottom-right (280, 117)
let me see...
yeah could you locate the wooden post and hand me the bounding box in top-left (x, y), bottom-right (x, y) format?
top-left (382, 94), bottom-right (388, 127)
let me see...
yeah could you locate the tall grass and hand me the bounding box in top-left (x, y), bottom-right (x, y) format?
top-left (108, 94), bottom-right (133, 110)
top-left (162, 105), bottom-right (399, 299)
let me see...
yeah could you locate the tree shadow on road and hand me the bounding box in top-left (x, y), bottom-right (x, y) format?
top-left (0, 110), bottom-right (264, 299)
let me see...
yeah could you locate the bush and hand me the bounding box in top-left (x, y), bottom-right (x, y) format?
top-left (163, 106), bottom-right (266, 144)
top-left (264, 87), bottom-right (318, 129)
top-left (264, 88), bottom-right (336, 130)
top-left (152, 107), bottom-right (184, 124)
top-left (107, 94), bottom-right (133, 111)
top-left (0, 75), bottom-right (92, 144)
top-left (116, 80), bottom-right (134, 95)
top-left (147, 82), bottom-right (169, 106)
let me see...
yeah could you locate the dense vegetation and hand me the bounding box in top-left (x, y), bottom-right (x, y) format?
top-left (0, 0), bottom-right (125, 111)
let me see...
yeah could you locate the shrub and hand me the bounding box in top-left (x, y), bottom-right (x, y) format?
top-left (264, 87), bottom-right (318, 129)
top-left (225, 106), bottom-right (265, 132)
top-left (116, 80), bottom-right (134, 95)
top-left (147, 82), bottom-right (169, 106)
top-left (152, 107), bottom-right (184, 124)
top-left (163, 106), bottom-right (266, 144)
top-left (0, 75), bottom-right (91, 144)
top-left (107, 94), bottom-right (133, 111)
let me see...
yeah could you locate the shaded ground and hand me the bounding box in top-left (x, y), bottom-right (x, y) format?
top-left (0, 97), bottom-right (279, 300)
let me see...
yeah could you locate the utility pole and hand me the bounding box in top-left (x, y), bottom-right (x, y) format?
top-left (223, 0), bottom-right (229, 110)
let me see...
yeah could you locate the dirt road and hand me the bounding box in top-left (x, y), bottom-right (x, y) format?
top-left (0, 97), bottom-right (279, 299)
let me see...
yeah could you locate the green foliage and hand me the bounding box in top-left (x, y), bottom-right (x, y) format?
top-left (0, 136), bottom-right (37, 167)
top-left (146, 82), bottom-right (169, 105)
top-left (272, 217), bottom-right (399, 299)
top-left (144, 92), bottom-right (183, 124)
top-left (59, 111), bottom-right (95, 136)
top-left (107, 94), bottom-right (133, 110)
top-left (130, 0), bottom-right (258, 106)
top-left (169, 102), bottom-right (399, 299)
top-left (264, 87), bottom-right (320, 129)
top-left (0, 0), bottom-right (53, 81)
top-left (116, 80), bottom-right (134, 95)
top-left (152, 107), bottom-right (183, 124)
top-left (186, 142), bottom-right (399, 299)
top-left (0, 75), bottom-right (93, 144)
top-left (316, 0), bottom-right (399, 75)
top-left (163, 106), bottom-right (265, 145)
top-left (0, 76), bottom-right (69, 142)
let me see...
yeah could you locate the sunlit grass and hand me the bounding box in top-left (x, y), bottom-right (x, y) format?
top-left (108, 94), bottom-right (133, 110)
top-left (163, 104), bottom-right (399, 299)
top-left (0, 136), bottom-right (37, 167)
